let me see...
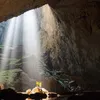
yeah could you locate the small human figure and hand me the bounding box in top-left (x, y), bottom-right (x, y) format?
top-left (31, 81), bottom-right (48, 94)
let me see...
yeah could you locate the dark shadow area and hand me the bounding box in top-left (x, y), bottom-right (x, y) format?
top-left (0, 88), bottom-right (47, 100)
top-left (67, 92), bottom-right (100, 100)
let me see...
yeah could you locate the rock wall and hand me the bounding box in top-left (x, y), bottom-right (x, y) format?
top-left (40, 1), bottom-right (100, 90)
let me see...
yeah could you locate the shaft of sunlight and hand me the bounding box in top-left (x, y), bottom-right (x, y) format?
top-left (1, 18), bottom-right (16, 70)
top-left (10, 16), bottom-right (22, 69)
top-left (22, 9), bottom-right (41, 80)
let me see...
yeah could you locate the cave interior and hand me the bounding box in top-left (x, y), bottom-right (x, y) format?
top-left (0, 0), bottom-right (100, 99)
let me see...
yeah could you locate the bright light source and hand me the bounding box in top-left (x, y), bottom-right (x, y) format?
top-left (22, 9), bottom-right (42, 80)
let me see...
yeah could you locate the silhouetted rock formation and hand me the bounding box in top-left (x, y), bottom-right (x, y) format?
top-left (0, 88), bottom-right (47, 100)
top-left (0, 88), bottom-right (29, 100)
top-left (30, 93), bottom-right (47, 100)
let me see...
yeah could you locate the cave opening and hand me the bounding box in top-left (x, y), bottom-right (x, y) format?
top-left (0, 3), bottom-right (84, 94)
top-left (0, 4), bottom-right (70, 93)
top-left (0, 6), bottom-right (43, 91)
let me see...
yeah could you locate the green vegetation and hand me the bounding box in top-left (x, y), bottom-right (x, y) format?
top-left (0, 69), bottom-right (22, 89)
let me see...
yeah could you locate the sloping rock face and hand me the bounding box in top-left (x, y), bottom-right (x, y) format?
top-left (40, 1), bottom-right (100, 90)
top-left (55, 0), bottom-right (100, 90)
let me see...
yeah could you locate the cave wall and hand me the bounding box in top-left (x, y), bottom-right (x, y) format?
top-left (55, 0), bottom-right (100, 89)
top-left (40, 0), bottom-right (100, 90)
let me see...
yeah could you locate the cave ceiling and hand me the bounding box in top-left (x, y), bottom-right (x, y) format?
top-left (0, 0), bottom-right (60, 22)
top-left (0, 0), bottom-right (99, 22)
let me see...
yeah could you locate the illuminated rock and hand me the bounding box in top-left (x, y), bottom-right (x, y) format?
top-left (31, 87), bottom-right (48, 94)
top-left (26, 89), bottom-right (32, 95)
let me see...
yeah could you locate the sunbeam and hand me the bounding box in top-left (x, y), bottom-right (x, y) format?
top-left (22, 9), bottom-right (41, 80)
top-left (10, 16), bottom-right (22, 69)
top-left (1, 17), bottom-right (16, 70)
